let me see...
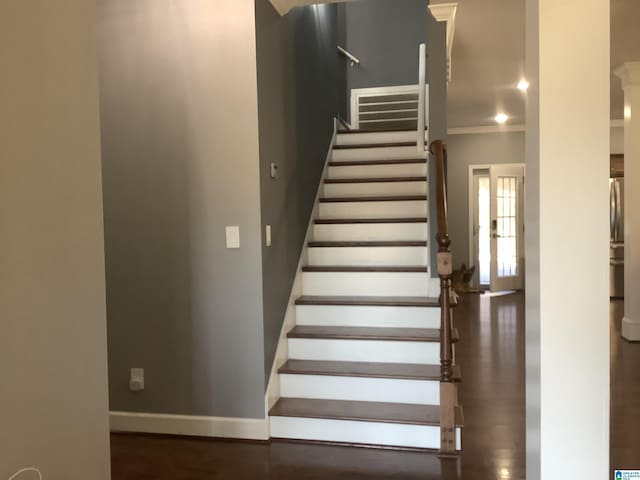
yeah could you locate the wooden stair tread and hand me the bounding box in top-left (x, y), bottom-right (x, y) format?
top-left (329, 159), bottom-right (426, 167)
top-left (269, 398), bottom-right (463, 427)
top-left (333, 141), bottom-right (417, 150)
top-left (295, 295), bottom-right (439, 307)
top-left (325, 176), bottom-right (427, 184)
top-left (315, 217), bottom-right (427, 225)
top-left (308, 241), bottom-right (427, 248)
top-left (287, 325), bottom-right (458, 343)
top-left (319, 195), bottom-right (427, 203)
top-left (302, 266), bottom-right (428, 272)
top-left (278, 359), bottom-right (461, 381)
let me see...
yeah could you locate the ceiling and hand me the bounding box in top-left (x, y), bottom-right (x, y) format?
top-left (434, 0), bottom-right (640, 128)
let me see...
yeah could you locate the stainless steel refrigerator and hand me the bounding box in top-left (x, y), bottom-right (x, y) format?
top-left (610, 177), bottom-right (624, 298)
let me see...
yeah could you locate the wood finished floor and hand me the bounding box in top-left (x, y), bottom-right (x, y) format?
top-left (110, 293), bottom-right (635, 479)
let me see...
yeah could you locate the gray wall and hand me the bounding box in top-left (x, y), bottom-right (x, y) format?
top-left (427, 12), bottom-right (447, 277)
top-left (446, 132), bottom-right (526, 270)
top-left (98, 0), bottom-right (266, 418)
top-left (1, 1), bottom-right (111, 477)
top-left (342, 0), bottom-right (428, 97)
top-left (255, 1), bottom-right (347, 380)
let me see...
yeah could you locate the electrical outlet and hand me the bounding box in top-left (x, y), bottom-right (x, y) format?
top-left (129, 368), bottom-right (144, 392)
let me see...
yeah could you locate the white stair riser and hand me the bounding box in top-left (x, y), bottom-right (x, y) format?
top-left (270, 417), bottom-right (462, 450)
top-left (324, 181), bottom-right (427, 197)
top-left (288, 338), bottom-right (439, 364)
top-left (335, 131), bottom-right (427, 146)
top-left (279, 374), bottom-right (439, 405)
top-left (319, 201), bottom-right (427, 219)
top-left (332, 146), bottom-right (424, 162)
top-left (302, 271), bottom-right (428, 296)
top-left (308, 246), bottom-right (428, 267)
top-left (327, 163), bottom-right (427, 179)
top-left (296, 305), bottom-right (441, 329)
top-left (313, 223), bottom-right (428, 242)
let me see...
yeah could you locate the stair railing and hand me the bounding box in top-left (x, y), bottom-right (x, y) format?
top-left (430, 139), bottom-right (457, 456)
top-left (417, 44), bottom-right (427, 153)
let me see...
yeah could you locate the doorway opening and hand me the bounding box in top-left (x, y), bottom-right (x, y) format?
top-left (469, 164), bottom-right (525, 292)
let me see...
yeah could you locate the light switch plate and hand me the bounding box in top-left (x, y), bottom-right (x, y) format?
top-left (226, 226), bottom-right (240, 249)
top-left (266, 225), bottom-right (272, 247)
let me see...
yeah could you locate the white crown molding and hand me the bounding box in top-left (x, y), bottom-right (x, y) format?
top-left (428, 3), bottom-right (457, 83)
top-left (110, 411), bottom-right (269, 440)
top-left (449, 120), bottom-right (625, 135)
top-left (615, 62), bottom-right (640, 88)
top-left (448, 124), bottom-right (526, 135)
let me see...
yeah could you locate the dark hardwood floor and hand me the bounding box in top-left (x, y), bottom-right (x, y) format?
top-left (111, 292), bottom-right (634, 479)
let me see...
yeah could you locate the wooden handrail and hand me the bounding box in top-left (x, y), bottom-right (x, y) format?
top-left (430, 139), bottom-right (457, 455)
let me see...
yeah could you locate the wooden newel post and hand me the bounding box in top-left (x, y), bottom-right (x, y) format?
top-left (431, 140), bottom-right (457, 456)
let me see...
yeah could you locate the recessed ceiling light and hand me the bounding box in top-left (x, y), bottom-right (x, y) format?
top-left (495, 113), bottom-right (509, 124)
top-left (517, 80), bottom-right (529, 91)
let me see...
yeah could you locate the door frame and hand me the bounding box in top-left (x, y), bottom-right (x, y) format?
top-left (468, 163), bottom-right (526, 290)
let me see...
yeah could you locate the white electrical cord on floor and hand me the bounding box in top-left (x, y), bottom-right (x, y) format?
top-left (7, 468), bottom-right (42, 480)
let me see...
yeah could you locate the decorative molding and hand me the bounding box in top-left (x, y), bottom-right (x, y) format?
top-left (110, 412), bottom-right (269, 440)
top-left (428, 3), bottom-right (458, 83)
top-left (449, 120), bottom-right (625, 135)
top-left (448, 124), bottom-right (526, 135)
top-left (615, 62), bottom-right (640, 88)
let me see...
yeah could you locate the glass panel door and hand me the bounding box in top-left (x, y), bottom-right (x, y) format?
top-left (490, 165), bottom-right (524, 291)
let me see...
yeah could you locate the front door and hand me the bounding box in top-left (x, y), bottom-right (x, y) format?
top-left (489, 165), bottom-right (525, 292)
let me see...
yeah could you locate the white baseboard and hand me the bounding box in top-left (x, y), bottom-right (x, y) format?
top-left (110, 411), bottom-right (269, 440)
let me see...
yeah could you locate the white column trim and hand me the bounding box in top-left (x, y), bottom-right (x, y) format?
top-left (427, 3), bottom-right (458, 83)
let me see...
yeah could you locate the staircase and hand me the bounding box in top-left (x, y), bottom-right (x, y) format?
top-left (268, 129), bottom-right (463, 453)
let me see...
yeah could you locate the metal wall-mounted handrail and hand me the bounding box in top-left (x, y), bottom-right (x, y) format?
top-left (337, 46), bottom-right (360, 67)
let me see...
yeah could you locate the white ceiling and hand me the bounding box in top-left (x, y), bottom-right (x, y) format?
top-left (434, 0), bottom-right (640, 128)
